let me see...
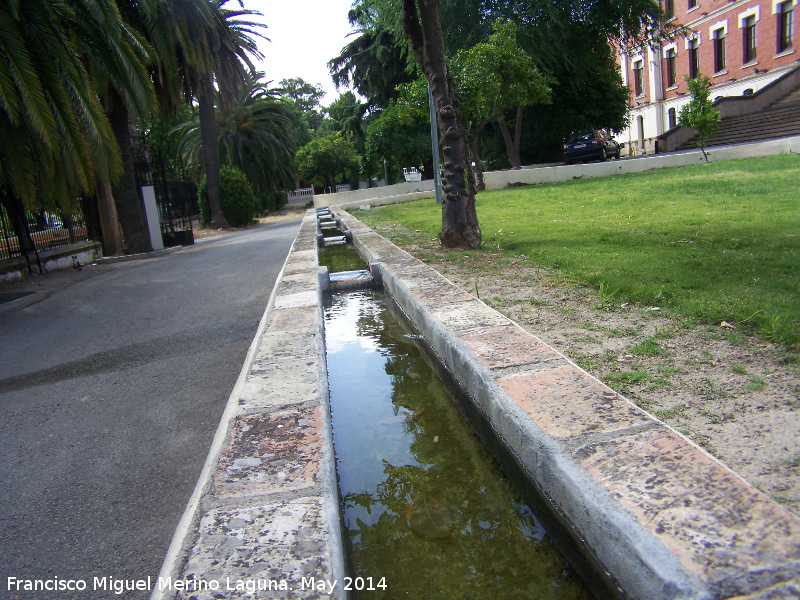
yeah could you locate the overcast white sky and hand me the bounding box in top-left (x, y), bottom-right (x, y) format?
top-left (242, 0), bottom-right (358, 105)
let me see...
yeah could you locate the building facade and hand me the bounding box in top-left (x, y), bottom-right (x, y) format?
top-left (617, 0), bottom-right (798, 153)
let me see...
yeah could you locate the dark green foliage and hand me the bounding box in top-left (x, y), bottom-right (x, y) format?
top-left (199, 166), bottom-right (257, 227)
top-left (257, 191), bottom-right (287, 214)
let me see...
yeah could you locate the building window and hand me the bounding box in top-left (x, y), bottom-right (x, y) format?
top-left (713, 29), bottom-right (726, 72)
top-left (688, 38), bottom-right (700, 79)
top-left (668, 107), bottom-right (677, 129)
top-left (633, 60), bottom-right (644, 96)
top-left (665, 0), bottom-right (674, 19)
top-left (666, 48), bottom-right (677, 87)
top-left (743, 15), bottom-right (757, 63)
top-left (778, 1), bottom-right (794, 53)
top-left (688, 0), bottom-right (698, 8)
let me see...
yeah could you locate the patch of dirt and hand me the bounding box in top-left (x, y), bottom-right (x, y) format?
top-left (377, 228), bottom-right (800, 518)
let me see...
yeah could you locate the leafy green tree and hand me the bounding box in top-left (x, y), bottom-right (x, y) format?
top-left (322, 91), bottom-right (368, 153)
top-left (337, 0), bottom-right (662, 164)
top-left (366, 103), bottom-right (432, 183)
top-left (295, 132), bottom-right (361, 190)
top-left (678, 74), bottom-right (721, 162)
top-left (277, 77), bottom-right (325, 130)
top-left (454, 20), bottom-right (550, 169)
top-left (328, 5), bottom-right (416, 109)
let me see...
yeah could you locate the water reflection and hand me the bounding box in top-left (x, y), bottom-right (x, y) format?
top-left (324, 290), bottom-right (591, 599)
top-left (318, 239), bottom-right (368, 273)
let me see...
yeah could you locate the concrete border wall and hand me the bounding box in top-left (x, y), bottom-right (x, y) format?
top-left (313, 179), bottom-right (434, 208)
top-left (0, 241), bottom-right (99, 283)
top-left (314, 137), bottom-right (800, 210)
top-left (483, 136), bottom-right (800, 190)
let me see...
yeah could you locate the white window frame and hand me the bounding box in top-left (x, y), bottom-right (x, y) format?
top-left (738, 6), bottom-right (761, 27)
top-left (685, 32), bottom-right (702, 49)
top-left (709, 20), bottom-right (729, 38)
top-left (662, 42), bottom-right (678, 58)
top-left (773, 0), bottom-right (799, 15)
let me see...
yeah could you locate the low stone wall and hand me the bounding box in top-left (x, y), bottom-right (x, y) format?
top-left (483, 135), bottom-right (800, 190)
top-left (313, 179), bottom-right (434, 208)
top-left (0, 241), bottom-right (99, 283)
top-left (160, 208), bottom-right (799, 600)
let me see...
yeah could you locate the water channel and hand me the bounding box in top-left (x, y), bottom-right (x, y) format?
top-left (322, 287), bottom-right (595, 600)
top-left (317, 209), bottom-right (600, 599)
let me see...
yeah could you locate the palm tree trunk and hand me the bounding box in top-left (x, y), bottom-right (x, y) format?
top-left (107, 91), bottom-right (153, 253)
top-left (198, 77), bottom-right (229, 229)
top-left (98, 180), bottom-right (124, 255)
top-left (402, 0), bottom-right (480, 249)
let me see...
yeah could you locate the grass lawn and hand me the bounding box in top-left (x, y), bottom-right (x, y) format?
top-left (356, 155), bottom-right (800, 349)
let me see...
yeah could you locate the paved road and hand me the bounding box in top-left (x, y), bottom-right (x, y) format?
top-left (0, 220), bottom-right (301, 599)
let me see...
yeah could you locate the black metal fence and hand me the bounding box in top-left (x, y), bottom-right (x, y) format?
top-left (0, 188), bottom-right (102, 273)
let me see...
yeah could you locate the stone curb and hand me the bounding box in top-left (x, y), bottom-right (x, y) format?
top-left (152, 210), bottom-right (345, 600)
top-left (340, 209), bottom-right (800, 600)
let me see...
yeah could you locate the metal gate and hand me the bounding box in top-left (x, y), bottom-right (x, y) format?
top-left (132, 136), bottom-right (196, 247)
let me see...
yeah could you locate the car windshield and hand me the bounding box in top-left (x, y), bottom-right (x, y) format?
top-left (566, 131), bottom-right (595, 143)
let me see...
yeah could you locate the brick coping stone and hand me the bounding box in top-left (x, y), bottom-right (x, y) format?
top-left (157, 208), bottom-right (799, 600)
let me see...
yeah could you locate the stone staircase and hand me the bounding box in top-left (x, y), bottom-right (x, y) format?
top-left (676, 86), bottom-right (800, 151)
top-left (660, 64), bottom-right (800, 153)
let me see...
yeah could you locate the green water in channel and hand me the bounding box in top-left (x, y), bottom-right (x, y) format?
top-left (323, 290), bottom-right (592, 599)
top-left (318, 232), bottom-right (368, 273)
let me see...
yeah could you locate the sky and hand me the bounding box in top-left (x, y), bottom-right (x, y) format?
top-left (242, 0), bottom-right (358, 105)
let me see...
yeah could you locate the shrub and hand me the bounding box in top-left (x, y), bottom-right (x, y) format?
top-left (257, 191), bottom-right (287, 214)
top-left (198, 166), bottom-right (257, 227)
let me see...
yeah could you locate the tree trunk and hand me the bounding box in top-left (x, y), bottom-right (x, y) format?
top-left (0, 189), bottom-right (40, 274)
top-left (514, 105), bottom-right (523, 159)
top-left (198, 77), bottom-right (229, 229)
top-left (497, 113), bottom-right (522, 169)
top-left (107, 90), bottom-right (153, 253)
top-left (98, 180), bottom-right (124, 255)
top-left (469, 125), bottom-right (486, 192)
top-left (402, 0), bottom-right (481, 249)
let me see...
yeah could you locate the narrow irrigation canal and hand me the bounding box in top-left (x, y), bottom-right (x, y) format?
top-left (322, 289), bottom-right (592, 599)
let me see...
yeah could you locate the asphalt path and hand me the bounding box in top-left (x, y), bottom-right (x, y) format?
top-left (0, 219), bottom-right (301, 599)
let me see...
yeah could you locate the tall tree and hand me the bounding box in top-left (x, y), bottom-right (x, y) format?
top-left (328, 4), bottom-right (415, 109)
top-left (277, 77), bottom-right (325, 130)
top-left (401, 0), bottom-right (480, 249)
top-left (295, 132), bottom-right (360, 190)
top-left (324, 91), bottom-right (368, 152)
top-left (176, 73), bottom-right (300, 195)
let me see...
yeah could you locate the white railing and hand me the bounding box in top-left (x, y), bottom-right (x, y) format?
top-left (335, 183), bottom-right (352, 193)
top-left (287, 187), bottom-right (314, 202)
top-left (403, 167), bottom-right (422, 182)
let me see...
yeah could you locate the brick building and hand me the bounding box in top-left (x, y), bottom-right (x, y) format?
top-left (617, 0), bottom-right (798, 153)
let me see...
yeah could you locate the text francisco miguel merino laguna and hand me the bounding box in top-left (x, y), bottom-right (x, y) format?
top-left (7, 575), bottom-right (348, 595)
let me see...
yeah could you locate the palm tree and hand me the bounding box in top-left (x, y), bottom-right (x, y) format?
top-left (0, 0), bottom-right (125, 208)
top-left (176, 73), bottom-right (299, 197)
top-left (193, 0), bottom-right (266, 229)
top-left (0, 0), bottom-right (158, 255)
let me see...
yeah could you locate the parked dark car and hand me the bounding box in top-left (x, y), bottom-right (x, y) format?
top-left (563, 130), bottom-right (621, 164)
